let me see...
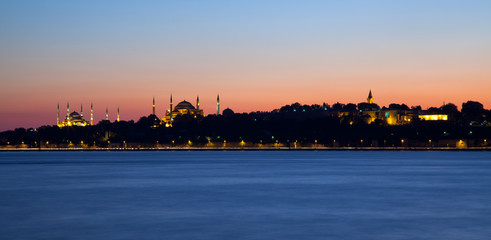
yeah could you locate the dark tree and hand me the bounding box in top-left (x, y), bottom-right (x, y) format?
top-left (388, 103), bottom-right (409, 110)
top-left (462, 101), bottom-right (484, 124)
top-left (344, 103), bottom-right (357, 110)
top-left (332, 102), bottom-right (344, 110)
top-left (441, 103), bottom-right (460, 121)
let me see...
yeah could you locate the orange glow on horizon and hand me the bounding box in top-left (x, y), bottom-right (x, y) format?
top-left (1, 1), bottom-right (491, 131)
top-left (0, 86), bottom-right (489, 131)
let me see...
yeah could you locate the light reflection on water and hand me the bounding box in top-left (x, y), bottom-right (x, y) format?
top-left (0, 151), bottom-right (490, 240)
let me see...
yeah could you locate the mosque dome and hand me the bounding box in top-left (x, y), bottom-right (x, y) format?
top-left (174, 101), bottom-right (196, 110)
top-left (69, 111), bottom-right (82, 120)
top-left (222, 108), bottom-right (235, 116)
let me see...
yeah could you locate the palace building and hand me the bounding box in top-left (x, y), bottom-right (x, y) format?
top-left (357, 90), bottom-right (448, 125)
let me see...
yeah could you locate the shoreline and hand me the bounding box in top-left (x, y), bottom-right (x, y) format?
top-left (1, 147), bottom-right (490, 151)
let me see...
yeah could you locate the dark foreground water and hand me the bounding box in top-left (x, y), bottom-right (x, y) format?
top-left (0, 151), bottom-right (490, 240)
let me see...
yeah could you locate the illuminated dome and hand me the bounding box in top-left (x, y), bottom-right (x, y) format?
top-left (58, 111), bottom-right (87, 127)
top-left (174, 101), bottom-right (196, 110)
top-left (69, 112), bottom-right (83, 120)
top-left (161, 96), bottom-right (205, 127)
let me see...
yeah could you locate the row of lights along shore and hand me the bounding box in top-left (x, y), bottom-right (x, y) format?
top-left (6, 139), bottom-right (487, 148)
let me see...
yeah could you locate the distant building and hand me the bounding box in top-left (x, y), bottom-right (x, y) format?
top-left (222, 108), bottom-right (235, 116)
top-left (161, 95), bottom-right (205, 127)
top-left (418, 114), bottom-right (448, 121)
top-left (57, 103), bottom-right (90, 127)
top-left (359, 90), bottom-right (381, 124)
top-left (380, 109), bottom-right (404, 125)
top-left (355, 90), bottom-right (448, 125)
top-left (367, 90), bottom-right (374, 104)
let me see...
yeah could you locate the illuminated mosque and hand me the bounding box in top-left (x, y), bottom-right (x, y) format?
top-left (157, 94), bottom-right (220, 127)
top-left (57, 103), bottom-right (91, 127)
top-left (57, 103), bottom-right (120, 127)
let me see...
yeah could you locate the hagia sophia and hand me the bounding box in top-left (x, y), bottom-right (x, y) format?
top-left (56, 91), bottom-right (447, 128)
top-left (159, 95), bottom-right (211, 127)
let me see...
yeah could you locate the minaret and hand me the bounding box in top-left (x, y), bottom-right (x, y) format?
top-left (90, 103), bottom-right (93, 125)
top-left (66, 102), bottom-right (70, 120)
top-left (170, 94), bottom-right (173, 121)
top-left (80, 104), bottom-right (83, 118)
top-left (367, 90), bottom-right (374, 104)
top-left (105, 107), bottom-right (109, 121)
top-left (152, 96), bottom-right (156, 115)
top-left (216, 94), bottom-right (220, 115)
top-left (57, 103), bottom-right (60, 125)
top-left (197, 95), bottom-right (200, 110)
top-left (117, 107), bottom-right (120, 122)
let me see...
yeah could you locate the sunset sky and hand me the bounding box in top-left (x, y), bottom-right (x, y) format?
top-left (1, 0), bottom-right (490, 131)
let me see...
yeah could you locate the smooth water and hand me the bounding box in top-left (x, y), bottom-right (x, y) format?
top-left (0, 151), bottom-right (490, 240)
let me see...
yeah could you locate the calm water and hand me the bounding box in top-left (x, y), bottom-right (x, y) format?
top-left (0, 151), bottom-right (490, 240)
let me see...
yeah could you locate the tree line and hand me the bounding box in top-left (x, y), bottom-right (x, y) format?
top-left (0, 100), bottom-right (489, 148)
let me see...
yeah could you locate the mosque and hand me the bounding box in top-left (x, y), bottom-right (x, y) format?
top-left (57, 103), bottom-right (91, 127)
top-left (57, 103), bottom-right (120, 127)
top-left (158, 94), bottom-right (219, 127)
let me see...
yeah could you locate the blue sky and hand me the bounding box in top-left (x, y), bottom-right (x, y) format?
top-left (1, 0), bottom-right (490, 129)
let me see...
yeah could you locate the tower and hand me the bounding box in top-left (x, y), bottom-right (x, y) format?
top-left (152, 96), bottom-right (156, 115)
top-left (170, 94), bottom-right (173, 121)
top-left (66, 102), bottom-right (70, 120)
top-left (106, 107), bottom-right (109, 121)
top-left (367, 90), bottom-right (374, 104)
top-left (80, 104), bottom-right (83, 118)
top-left (117, 107), bottom-right (120, 122)
top-left (90, 103), bottom-right (93, 125)
top-left (197, 95), bottom-right (200, 110)
top-left (217, 94), bottom-right (220, 115)
top-left (57, 103), bottom-right (60, 125)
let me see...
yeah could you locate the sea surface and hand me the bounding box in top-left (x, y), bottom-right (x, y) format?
top-left (0, 151), bottom-right (490, 240)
